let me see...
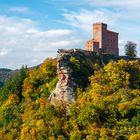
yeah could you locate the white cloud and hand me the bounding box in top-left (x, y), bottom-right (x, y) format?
top-left (0, 48), bottom-right (8, 56)
top-left (118, 40), bottom-right (126, 56)
top-left (62, 9), bottom-right (119, 32)
top-left (45, 0), bottom-right (140, 10)
top-left (0, 15), bottom-right (83, 69)
top-left (90, 0), bottom-right (140, 9)
top-left (9, 6), bottom-right (29, 13)
top-left (1, 1), bottom-right (140, 69)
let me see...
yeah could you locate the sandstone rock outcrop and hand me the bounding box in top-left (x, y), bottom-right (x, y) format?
top-left (49, 50), bottom-right (76, 104)
top-left (49, 49), bottom-right (100, 104)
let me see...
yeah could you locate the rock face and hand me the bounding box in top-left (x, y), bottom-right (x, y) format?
top-left (49, 50), bottom-right (76, 104)
top-left (49, 49), bottom-right (101, 104)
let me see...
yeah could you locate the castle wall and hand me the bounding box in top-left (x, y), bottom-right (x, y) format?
top-left (106, 31), bottom-right (118, 55)
top-left (93, 23), bottom-right (107, 49)
top-left (85, 23), bottom-right (119, 56)
top-left (86, 40), bottom-right (94, 51)
top-left (86, 40), bottom-right (99, 53)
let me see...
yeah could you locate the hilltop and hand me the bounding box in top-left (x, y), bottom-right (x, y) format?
top-left (0, 50), bottom-right (140, 139)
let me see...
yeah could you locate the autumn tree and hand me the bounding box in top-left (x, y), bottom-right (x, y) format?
top-left (0, 65), bottom-right (28, 101)
top-left (22, 59), bottom-right (57, 100)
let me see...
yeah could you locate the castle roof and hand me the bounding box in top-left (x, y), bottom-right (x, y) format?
top-left (107, 30), bottom-right (118, 34)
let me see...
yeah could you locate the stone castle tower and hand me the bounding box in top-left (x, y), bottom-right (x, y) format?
top-left (86, 23), bottom-right (119, 56)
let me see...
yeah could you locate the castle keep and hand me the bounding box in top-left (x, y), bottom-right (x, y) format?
top-left (86, 23), bottom-right (119, 56)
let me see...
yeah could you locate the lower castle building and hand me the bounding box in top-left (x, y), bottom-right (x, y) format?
top-left (86, 23), bottom-right (119, 56)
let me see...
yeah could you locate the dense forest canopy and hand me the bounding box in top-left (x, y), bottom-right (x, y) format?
top-left (0, 68), bottom-right (12, 88)
top-left (0, 58), bottom-right (140, 140)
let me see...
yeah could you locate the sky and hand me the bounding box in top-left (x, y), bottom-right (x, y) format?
top-left (0, 0), bottom-right (140, 69)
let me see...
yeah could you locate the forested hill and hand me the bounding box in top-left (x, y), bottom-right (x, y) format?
top-left (0, 65), bottom-right (41, 88)
top-left (0, 68), bottom-right (12, 88)
top-left (0, 50), bottom-right (140, 139)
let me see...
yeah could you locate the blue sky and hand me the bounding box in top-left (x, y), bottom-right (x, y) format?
top-left (0, 0), bottom-right (140, 69)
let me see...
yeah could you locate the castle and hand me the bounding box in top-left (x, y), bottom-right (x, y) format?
top-left (86, 23), bottom-right (119, 56)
